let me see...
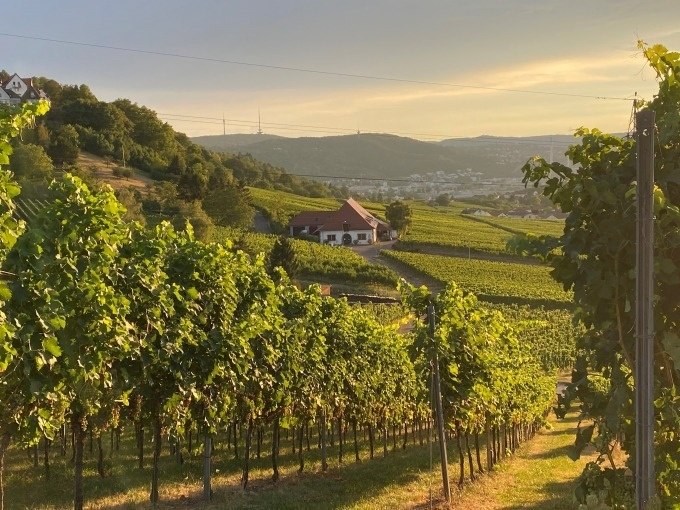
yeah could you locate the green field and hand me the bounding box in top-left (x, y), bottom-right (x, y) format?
top-left (464, 214), bottom-right (565, 237)
top-left (248, 188), bottom-right (564, 256)
top-left (383, 250), bottom-right (571, 306)
top-left (248, 187), bottom-right (342, 215)
top-left (248, 187), bottom-right (341, 230)
top-left (486, 304), bottom-right (579, 371)
top-left (401, 203), bottom-right (514, 254)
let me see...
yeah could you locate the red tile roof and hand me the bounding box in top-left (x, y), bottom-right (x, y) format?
top-left (289, 210), bottom-right (335, 228)
top-left (289, 199), bottom-right (391, 233)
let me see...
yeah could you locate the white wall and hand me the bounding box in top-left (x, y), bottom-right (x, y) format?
top-left (5, 75), bottom-right (27, 97)
top-left (320, 229), bottom-right (375, 246)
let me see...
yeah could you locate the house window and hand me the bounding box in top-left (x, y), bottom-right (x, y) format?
top-left (326, 234), bottom-right (336, 242)
top-left (357, 233), bottom-right (367, 241)
top-left (343, 222), bottom-right (350, 232)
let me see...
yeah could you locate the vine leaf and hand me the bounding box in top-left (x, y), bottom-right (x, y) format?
top-left (662, 332), bottom-right (680, 371)
top-left (570, 423), bottom-right (595, 460)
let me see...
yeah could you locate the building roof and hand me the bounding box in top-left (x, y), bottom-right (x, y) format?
top-left (289, 210), bottom-right (335, 228)
top-left (289, 198), bottom-right (391, 233)
top-left (319, 198), bottom-right (387, 231)
top-left (1, 74), bottom-right (48, 102)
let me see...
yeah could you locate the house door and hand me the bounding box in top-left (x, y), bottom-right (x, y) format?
top-left (342, 233), bottom-right (352, 245)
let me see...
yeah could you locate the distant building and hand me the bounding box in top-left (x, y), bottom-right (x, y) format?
top-left (0, 73), bottom-right (48, 106)
top-left (462, 207), bottom-right (494, 217)
top-left (496, 208), bottom-right (566, 221)
top-left (289, 198), bottom-right (395, 246)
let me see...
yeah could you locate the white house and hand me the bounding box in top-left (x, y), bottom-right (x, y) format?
top-left (0, 87), bottom-right (12, 105)
top-left (289, 198), bottom-right (395, 246)
top-left (0, 74), bottom-right (48, 106)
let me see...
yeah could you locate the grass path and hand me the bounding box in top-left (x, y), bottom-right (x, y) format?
top-left (450, 411), bottom-right (593, 510)
top-left (4, 411), bottom-right (591, 509)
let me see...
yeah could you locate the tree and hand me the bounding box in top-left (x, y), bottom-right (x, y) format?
top-left (32, 77), bottom-right (62, 103)
top-left (166, 153), bottom-right (186, 176)
top-left (178, 162), bottom-right (208, 201)
top-left (56, 84), bottom-right (97, 104)
top-left (434, 193), bottom-right (450, 206)
top-left (35, 124), bottom-right (50, 149)
top-left (202, 185), bottom-right (255, 228)
top-left (171, 201), bottom-right (214, 241)
top-left (115, 187), bottom-right (146, 225)
top-left (111, 99), bottom-right (176, 153)
top-left (385, 200), bottom-right (412, 236)
top-left (522, 42), bottom-right (680, 508)
top-left (267, 236), bottom-right (299, 279)
top-left (8, 143), bottom-right (53, 182)
top-left (47, 125), bottom-right (79, 166)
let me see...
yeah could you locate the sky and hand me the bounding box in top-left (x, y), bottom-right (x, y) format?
top-left (2, 0), bottom-right (680, 140)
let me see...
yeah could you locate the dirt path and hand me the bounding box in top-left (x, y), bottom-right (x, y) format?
top-left (352, 241), bottom-right (444, 294)
top-left (253, 210), bottom-right (272, 233)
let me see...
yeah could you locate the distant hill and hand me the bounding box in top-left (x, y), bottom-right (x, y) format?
top-left (193, 133), bottom-right (283, 148)
top-left (192, 132), bottom-right (577, 179)
top-left (439, 135), bottom-right (574, 167)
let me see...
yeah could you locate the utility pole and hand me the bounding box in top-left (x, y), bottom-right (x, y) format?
top-left (222, 113), bottom-right (226, 136)
top-left (428, 303), bottom-right (451, 503)
top-left (635, 107), bottom-right (655, 509)
top-left (257, 109), bottom-right (263, 135)
top-left (121, 142), bottom-right (126, 168)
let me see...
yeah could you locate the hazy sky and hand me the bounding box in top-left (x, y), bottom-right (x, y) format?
top-left (2, 1), bottom-right (680, 139)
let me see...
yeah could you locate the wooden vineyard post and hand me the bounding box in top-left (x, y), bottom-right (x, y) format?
top-left (321, 410), bottom-right (328, 472)
top-left (635, 107), bottom-right (656, 509)
top-left (203, 434), bottom-right (212, 501)
top-left (485, 418), bottom-right (492, 471)
top-left (428, 303), bottom-right (451, 503)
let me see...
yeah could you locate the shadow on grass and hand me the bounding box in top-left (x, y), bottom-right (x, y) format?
top-left (212, 446), bottom-right (434, 510)
top-left (6, 412), bottom-right (581, 509)
top-left (5, 431), bottom-right (448, 510)
top-left (524, 442), bottom-right (576, 462)
top-left (501, 479), bottom-right (578, 510)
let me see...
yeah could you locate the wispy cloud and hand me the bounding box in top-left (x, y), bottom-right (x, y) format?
top-left (361, 51), bottom-right (642, 107)
top-left (151, 50), bottom-right (655, 138)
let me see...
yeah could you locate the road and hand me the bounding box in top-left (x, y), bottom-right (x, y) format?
top-left (252, 210), bottom-right (272, 234)
top-left (351, 240), bottom-right (444, 294)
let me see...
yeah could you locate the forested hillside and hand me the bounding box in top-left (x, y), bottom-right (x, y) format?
top-left (29, 75), bottom-right (339, 196)
top-left (1, 72), bottom-right (344, 244)
top-left (192, 132), bottom-right (574, 180)
top-left (193, 132), bottom-right (508, 179)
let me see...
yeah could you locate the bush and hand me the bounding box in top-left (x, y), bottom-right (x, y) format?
top-left (112, 166), bottom-right (133, 179)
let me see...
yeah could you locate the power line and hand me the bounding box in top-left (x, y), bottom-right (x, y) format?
top-left (158, 117), bottom-right (357, 137)
top-left (158, 112), bottom-right (577, 145)
top-left (160, 113), bottom-right (355, 133)
top-left (258, 173), bottom-right (538, 185)
top-left (0, 32), bottom-right (635, 102)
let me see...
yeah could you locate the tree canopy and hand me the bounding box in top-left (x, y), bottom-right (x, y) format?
top-left (385, 200), bottom-right (412, 235)
top-left (8, 143), bottom-right (53, 182)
